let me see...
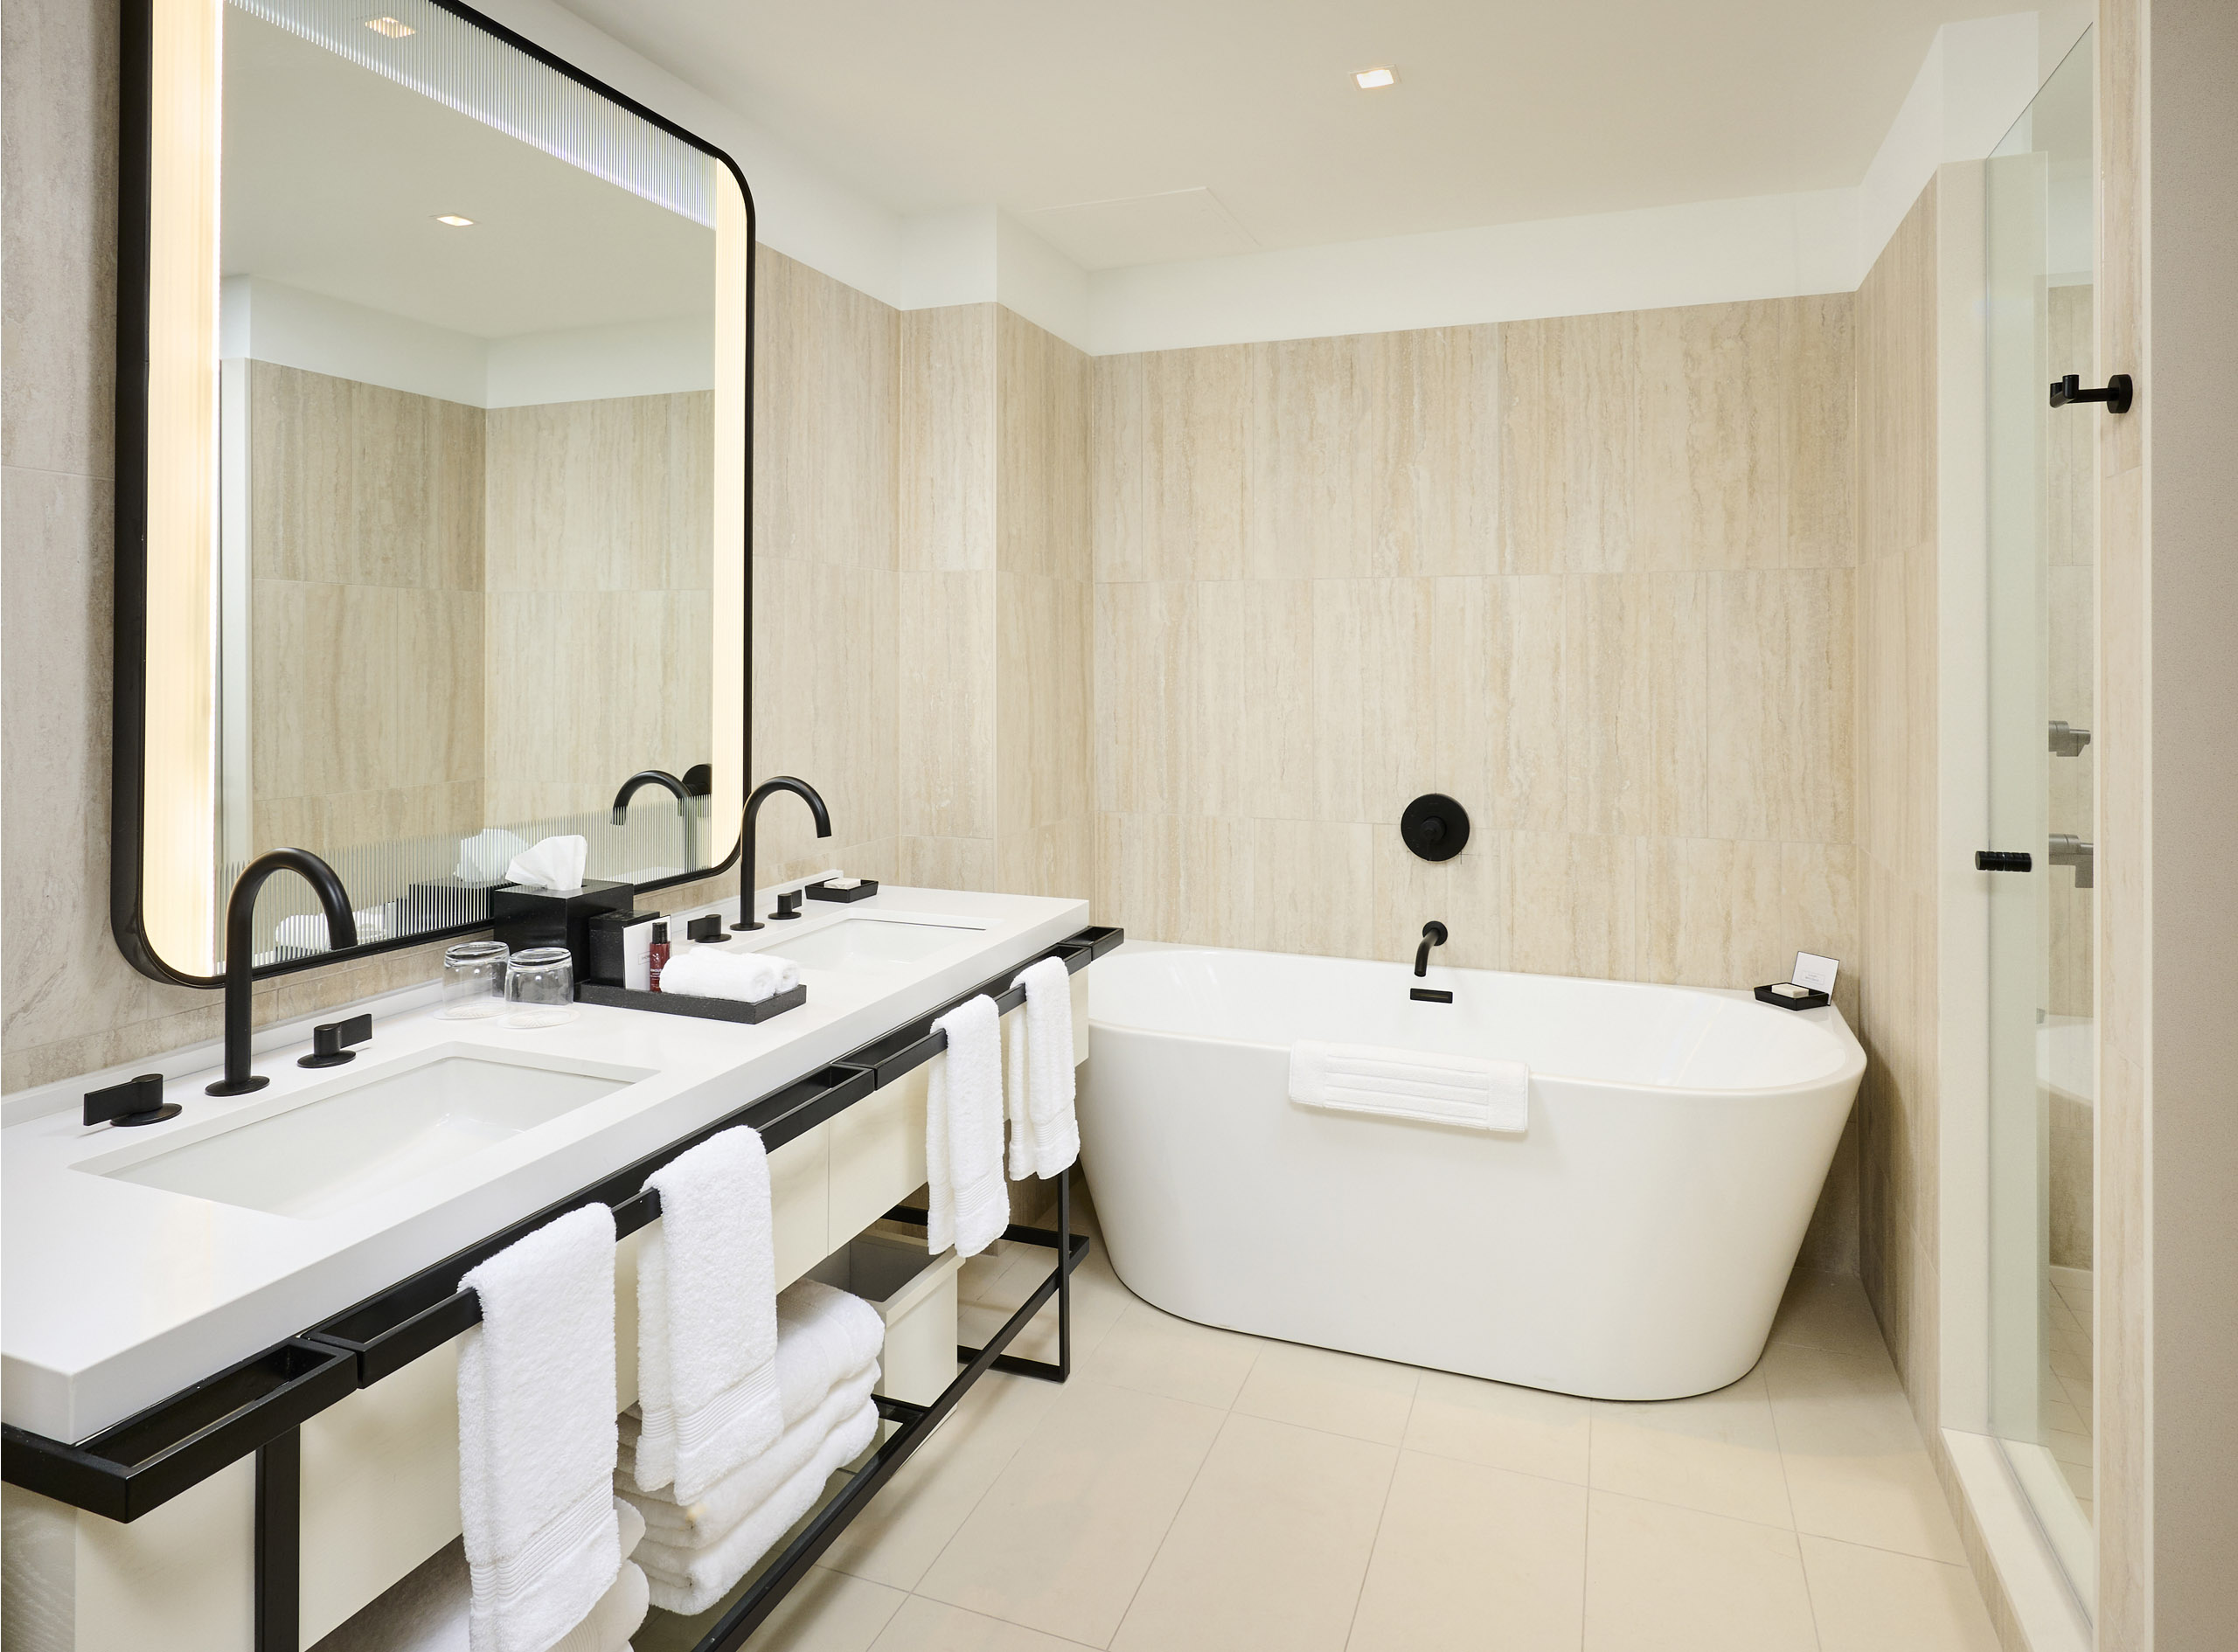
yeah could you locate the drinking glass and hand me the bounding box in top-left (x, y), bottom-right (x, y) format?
top-left (504, 947), bottom-right (576, 1028)
top-left (441, 941), bottom-right (509, 1019)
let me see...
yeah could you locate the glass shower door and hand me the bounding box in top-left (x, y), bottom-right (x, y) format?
top-left (1982, 30), bottom-right (2096, 1609)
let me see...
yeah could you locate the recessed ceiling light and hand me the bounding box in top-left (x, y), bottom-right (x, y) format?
top-left (364, 16), bottom-right (414, 38)
top-left (434, 214), bottom-right (475, 227)
top-left (1354, 66), bottom-right (1398, 90)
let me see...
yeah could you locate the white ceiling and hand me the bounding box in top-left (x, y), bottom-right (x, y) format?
top-left (224, 10), bottom-right (712, 338)
top-left (553, 0), bottom-right (2029, 270)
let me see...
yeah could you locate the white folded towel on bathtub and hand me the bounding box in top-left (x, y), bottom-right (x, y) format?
top-left (1288, 1041), bottom-right (1528, 1134)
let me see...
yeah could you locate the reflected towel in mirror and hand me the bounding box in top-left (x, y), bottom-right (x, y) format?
top-left (504, 836), bottom-right (588, 892)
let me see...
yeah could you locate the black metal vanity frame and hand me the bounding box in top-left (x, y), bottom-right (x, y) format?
top-left (109, 0), bottom-right (761, 989)
top-left (2, 923), bottom-right (1123, 1652)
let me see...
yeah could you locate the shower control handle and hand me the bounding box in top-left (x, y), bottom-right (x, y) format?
top-left (1976, 850), bottom-right (2033, 873)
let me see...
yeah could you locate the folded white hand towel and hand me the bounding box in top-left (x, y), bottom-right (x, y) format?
top-left (275, 906), bottom-right (392, 951)
top-left (1004, 957), bottom-right (1079, 1182)
top-left (620, 1281), bottom-right (883, 1468)
top-left (1288, 1041), bottom-right (1529, 1133)
top-left (615, 1498), bottom-right (644, 1560)
top-left (504, 835), bottom-right (588, 892)
top-left (635, 1397), bottom-right (881, 1616)
top-left (655, 946), bottom-right (799, 1003)
top-left (633, 1128), bottom-right (783, 1504)
top-left (457, 1205), bottom-right (620, 1652)
top-left (624, 1366), bottom-right (878, 1545)
top-left (926, 996), bottom-right (1007, 1259)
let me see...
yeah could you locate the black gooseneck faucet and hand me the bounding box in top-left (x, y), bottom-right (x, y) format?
top-left (1414, 920), bottom-right (1449, 977)
top-left (611, 767), bottom-right (706, 872)
top-left (207, 849), bottom-right (358, 1097)
top-left (733, 777), bottom-right (832, 931)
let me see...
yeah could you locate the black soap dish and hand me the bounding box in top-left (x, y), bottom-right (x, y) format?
top-left (1754, 982), bottom-right (1830, 1011)
top-left (576, 982), bottom-right (807, 1024)
top-left (804, 879), bottom-right (878, 903)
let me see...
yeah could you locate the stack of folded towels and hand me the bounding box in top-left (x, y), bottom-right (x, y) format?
top-left (617, 1279), bottom-right (886, 1615)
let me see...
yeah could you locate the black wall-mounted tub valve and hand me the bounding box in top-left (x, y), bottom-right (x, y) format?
top-left (2049, 372), bottom-right (2133, 413)
top-left (1401, 795), bottom-right (1470, 862)
top-left (299, 1014), bottom-right (372, 1069)
top-left (84, 1073), bottom-right (180, 1128)
top-left (1976, 850), bottom-right (2033, 873)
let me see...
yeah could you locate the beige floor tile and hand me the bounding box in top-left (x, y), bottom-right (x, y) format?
top-left (1769, 1268), bottom-right (1891, 1361)
top-left (1582, 1490), bottom-right (1818, 1652)
top-left (1588, 1371), bottom-right (1792, 1527)
top-left (1232, 1340), bottom-right (1421, 1446)
top-left (915, 1378), bottom-right (1225, 1645)
top-left (1402, 1369), bottom-right (1591, 1484)
top-left (1800, 1535), bottom-right (2000, 1652)
top-left (821, 1371), bottom-right (1062, 1590)
top-left (866, 1595), bottom-right (1100, 1652)
top-left (958, 1252), bottom-right (1132, 1369)
top-left (1348, 1449), bottom-right (1588, 1652)
top-left (1759, 1342), bottom-right (1964, 1563)
top-left (1111, 1413), bottom-right (1395, 1652)
top-left (740, 1565), bottom-right (907, 1652)
top-left (1087, 1301), bottom-right (1263, 1408)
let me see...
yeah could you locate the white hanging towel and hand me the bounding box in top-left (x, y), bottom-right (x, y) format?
top-left (456, 1204), bottom-right (621, 1652)
top-left (633, 1127), bottom-right (783, 1503)
top-left (1288, 1041), bottom-right (1529, 1134)
top-left (925, 995), bottom-right (1008, 1258)
top-left (1004, 956), bottom-right (1079, 1181)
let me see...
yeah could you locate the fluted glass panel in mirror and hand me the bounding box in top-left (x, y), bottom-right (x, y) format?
top-left (175, 0), bottom-right (747, 973)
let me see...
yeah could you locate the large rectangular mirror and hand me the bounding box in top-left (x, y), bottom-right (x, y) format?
top-left (116, 0), bottom-right (752, 982)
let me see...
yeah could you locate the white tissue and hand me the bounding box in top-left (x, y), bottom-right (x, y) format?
top-left (505, 836), bottom-right (589, 892)
top-left (457, 829), bottom-right (531, 885)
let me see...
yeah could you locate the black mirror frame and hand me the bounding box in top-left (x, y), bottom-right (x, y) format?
top-left (111, 0), bottom-right (755, 987)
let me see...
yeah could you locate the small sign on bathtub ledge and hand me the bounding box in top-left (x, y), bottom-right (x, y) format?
top-left (1755, 952), bottom-right (1838, 1011)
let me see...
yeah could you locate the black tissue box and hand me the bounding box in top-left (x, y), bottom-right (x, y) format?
top-left (1754, 982), bottom-right (1831, 1011)
top-left (493, 880), bottom-right (634, 973)
top-left (804, 878), bottom-right (878, 903)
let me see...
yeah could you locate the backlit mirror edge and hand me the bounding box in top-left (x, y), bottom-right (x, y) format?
top-left (110, 0), bottom-right (756, 988)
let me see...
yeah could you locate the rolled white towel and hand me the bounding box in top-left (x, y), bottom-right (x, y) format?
top-left (275, 906), bottom-right (391, 951)
top-left (657, 946), bottom-right (800, 1004)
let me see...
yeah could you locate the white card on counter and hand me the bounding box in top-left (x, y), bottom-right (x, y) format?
top-left (1791, 952), bottom-right (1839, 993)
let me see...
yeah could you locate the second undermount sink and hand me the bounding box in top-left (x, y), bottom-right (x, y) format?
top-left (84, 1047), bottom-right (652, 1219)
top-left (768, 915), bottom-right (988, 972)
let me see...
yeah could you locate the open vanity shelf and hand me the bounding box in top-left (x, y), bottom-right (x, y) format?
top-left (3, 923), bottom-right (1123, 1652)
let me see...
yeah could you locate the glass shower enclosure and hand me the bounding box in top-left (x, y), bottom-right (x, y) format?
top-left (1981, 29), bottom-right (2096, 1610)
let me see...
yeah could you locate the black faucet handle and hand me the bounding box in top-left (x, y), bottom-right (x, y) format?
top-left (300, 1013), bottom-right (372, 1069)
top-left (86, 1073), bottom-right (181, 1128)
top-left (773, 890), bottom-right (803, 920)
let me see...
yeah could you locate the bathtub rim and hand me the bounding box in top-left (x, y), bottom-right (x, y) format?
top-left (1088, 938), bottom-right (1864, 1101)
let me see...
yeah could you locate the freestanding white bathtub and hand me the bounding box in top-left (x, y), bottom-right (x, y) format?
top-left (1080, 942), bottom-right (1865, 1401)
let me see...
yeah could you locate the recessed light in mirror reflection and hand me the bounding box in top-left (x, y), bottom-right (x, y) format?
top-left (363, 16), bottom-right (414, 38)
top-left (1353, 66), bottom-right (1397, 89)
top-left (433, 213), bottom-right (475, 226)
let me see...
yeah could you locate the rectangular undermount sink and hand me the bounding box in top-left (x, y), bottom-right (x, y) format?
top-left (86, 1048), bottom-right (651, 1219)
top-left (768, 915), bottom-right (986, 972)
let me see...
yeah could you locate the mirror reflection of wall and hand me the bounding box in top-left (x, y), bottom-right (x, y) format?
top-left (205, 2), bottom-right (742, 964)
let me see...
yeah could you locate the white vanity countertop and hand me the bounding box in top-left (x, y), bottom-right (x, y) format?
top-left (2, 885), bottom-right (1089, 1441)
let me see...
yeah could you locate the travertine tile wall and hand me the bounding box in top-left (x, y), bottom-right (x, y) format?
top-left (1090, 302), bottom-right (1862, 1262)
top-left (247, 361), bottom-right (486, 870)
top-left (897, 303), bottom-right (1095, 897)
top-left (1852, 182), bottom-right (1941, 1421)
top-left (483, 390), bottom-right (713, 831)
top-left (743, 246), bottom-right (901, 888)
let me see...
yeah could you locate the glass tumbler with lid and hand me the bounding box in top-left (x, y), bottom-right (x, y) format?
top-left (504, 947), bottom-right (576, 1029)
top-left (441, 941), bottom-right (510, 1019)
